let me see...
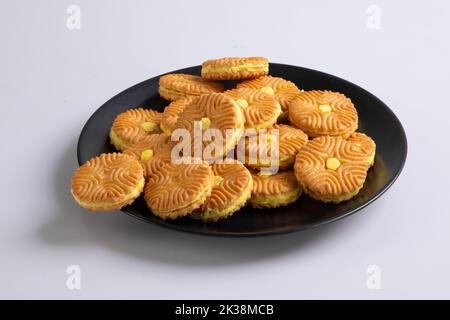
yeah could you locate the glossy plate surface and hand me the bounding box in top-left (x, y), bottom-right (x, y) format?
top-left (77, 63), bottom-right (407, 236)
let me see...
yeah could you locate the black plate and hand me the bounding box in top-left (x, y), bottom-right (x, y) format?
top-left (77, 63), bottom-right (407, 236)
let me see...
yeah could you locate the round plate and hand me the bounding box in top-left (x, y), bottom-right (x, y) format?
top-left (77, 63), bottom-right (407, 236)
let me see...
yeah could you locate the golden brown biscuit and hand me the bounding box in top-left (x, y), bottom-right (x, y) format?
top-left (201, 57), bottom-right (269, 80)
top-left (109, 108), bottom-right (162, 151)
top-left (288, 90), bottom-right (358, 138)
top-left (249, 170), bottom-right (302, 208)
top-left (224, 88), bottom-right (282, 129)
top-left (173, 93), bottom-right (244, 160)
top-left (123, 138), bottom-right (174, 180)
top-left (237, 76), bottom-right (301, 117)
top-left (294, 133), bottom-right (376, 203)
top-left (71, 153), bottom-right (144, 211)
top-left (243, 124), bottom-right (308, 169)
top-left (120, 133), bottom-right (172, 158)
top-left (144, 161), bottom-right (214, 220)
top-left (347, 132), bottom-right (376, 166)
top-left (159, 73), bottom-right (224, 101)
top-left (160, 97), bottom-right (194, 134)
top-left (191, 161), bottom-right (253, 222)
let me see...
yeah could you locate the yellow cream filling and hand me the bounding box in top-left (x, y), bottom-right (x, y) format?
top-left (319, 104), bottom-right (332, 113)
top-left (202, 63), bottom-right (268, 74)
top-left (200, 117), bottom-right (211, 130)
top-left (160, 122), bottom-right (172, 135)
top-left (194, 179), bottom-right (253, 221)
top-left (260, 86), bottom-right (275, 95)
top-left (303, 184), bottom-right (362, 204)
top-left (326, 157), bottom-right (341, 170)
top-left (71, 177), bottom-right (145, 210)
top-left (141, 122), bottom-right (158, 132)
top-left (141, 149), bottom-right (154, 161)
top-left (159, 86), bottom-right (195, 97)
top-left (213, 175), bottom-right (224, 186)
top-left (109, 129), bottom-right (130, 151)
top-left (251, 188), bottom-right (300, 207)
top-left (236, 99), bottom-right (248, 109)
top-left (157, 181), bottom-right (213, 215)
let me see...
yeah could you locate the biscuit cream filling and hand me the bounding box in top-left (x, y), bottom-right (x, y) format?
top-left (198, 178), bottom-right (253, 219)
top-left (200, 117), bottom-right (211, 130)
top-left (251, 188), bottom-right (300, 207)
top-left (141, 149), bottom-right (154, 161)
top-left (141, 122), bottom-right (158, 132)
top-left (326, 157), bottom-right (341, 170)
top-left (246, 102), bottom-right (282, 129)
top-left (303, 184), bottom-right (362, 204)
top-left (157, 180), bottom-right (213, 214)
top-left (109, 128), bottom-right (130, 150)
top-left (319, 104), bottom-right (332, 113)
top-left (202, 63), bottom-right (268, 74)
top-left (260, 86), bottom-right (275, 95)
top-left (213, 175), bottom-right (224, 186)
top-left (352, 143), bottom-right (376, 166)
top-left (71, 177), bottom-right (145, 209)
top-left (159, 122), bottom-right (172, 135)
top-left (236, 99), bottom-right (248, 109)
top-left (159, 86), bottom-right (197, 97)
top-left (367, 150), bottom-right (376, 166)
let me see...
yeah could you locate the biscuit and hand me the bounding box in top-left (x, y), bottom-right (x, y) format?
top-left (244, 124), bottom-right (308, 170)
top-left (249, 170), bottom-right (302, 208)
top-left (174, 93), bottom-right (244, 160)
top-left (144, 160), bottom-right (214, 220)
top-left (160, 97), bottom-right (194, 134)
top-left (159, 73), bottom-right (224, 101)
top-left (191, 161), bottom-right (253, 222)
top-left (237, 76), bottom-right (301, 118)
top-left (201, 57), bottom-right (269, 80)
top-left (288, 90), bottom-right (358, 138)
top-left (109, 108), bottom-right (162, 151)
top-left (123, 138), bottom-right (174, 180)
top-left (294, 133), bottom-right (376, 203)
top-left (224, 88), bottom-right (282, 129)
top-left (119, 132), bottom-right (173, 157)
top-left (71, 153), bottom-right (144, 211)
top-left (347, 132), bottom-right (376, 166)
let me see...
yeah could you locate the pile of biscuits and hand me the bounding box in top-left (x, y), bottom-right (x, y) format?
top-left (71, 57), bottom-right (376, 222)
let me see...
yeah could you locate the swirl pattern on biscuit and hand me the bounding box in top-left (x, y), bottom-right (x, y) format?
top-left (294, 134), bottom-right (375, 202)
top-left (237, 76), bottom-right (301, 111)
top-left (144, 161), bottom-right (214, 218)
top-left (122, 133), bottom-right (172, 158)
top-left (224, 88), bottom-right (281, 129)
top-left (174, 93), bottom-right (244, 158)
top-left (288, 90), bottom-right (358, 138)
top-left (251, 171), bottom-right (299, 197)
top-left (160, 98), bottom-right (194, 134)
top-left (110, 108), bottom-right (162, 149)
top-left (202, 162), bottom-right (252, 212)
top-left (159, 74), bottom-right (224, 101)
top-left (71, 153), bottom-right (144, 210)
top-left (245, 124), bottom-right (308, 168)
top-left (202, 57), bottom-right (269, 80)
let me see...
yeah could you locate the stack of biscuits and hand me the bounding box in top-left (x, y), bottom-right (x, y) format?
top-left (71, 57), bottom-right (376, 222)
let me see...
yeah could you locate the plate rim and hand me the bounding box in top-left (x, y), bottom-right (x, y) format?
top-left (77, 63), bottom-right (408, 237)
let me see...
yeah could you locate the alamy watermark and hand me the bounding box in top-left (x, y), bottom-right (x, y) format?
top-left (66, 265), bottom-right (81, 290)
top-left (169, 123), bottom-right (280, 174)
top-left (66, 5), bottom-right (81, 30)
top-left (366, 5), bottom-right (381, 30)
top-left (366, 265), bottom-right (381, 290)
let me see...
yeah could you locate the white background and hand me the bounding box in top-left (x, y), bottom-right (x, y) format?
top-left (1, 0), bottom-right (449, 299)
